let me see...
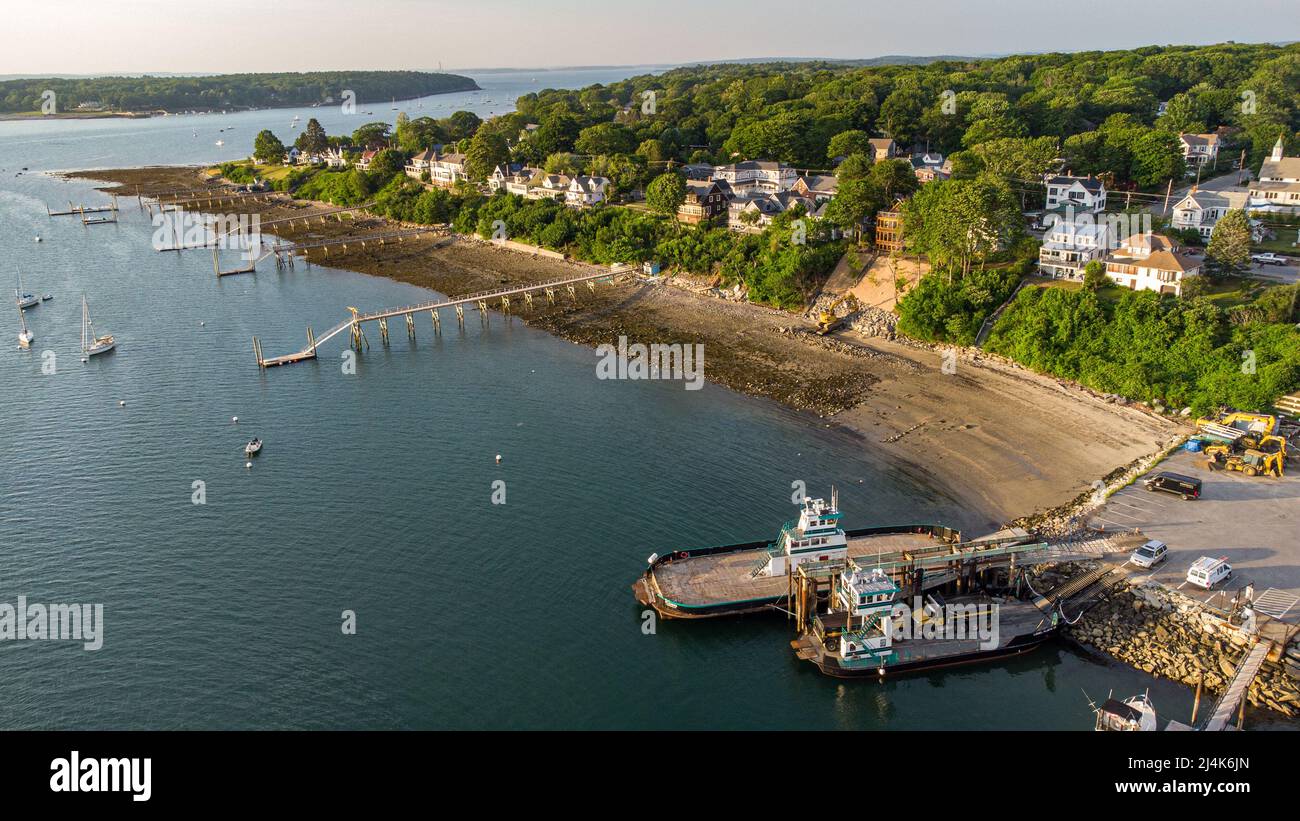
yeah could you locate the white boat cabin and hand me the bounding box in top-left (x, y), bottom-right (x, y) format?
top-left (837, 566), bottom-right (899, 661)
top-left (759, 495), bottom-right (847, 577)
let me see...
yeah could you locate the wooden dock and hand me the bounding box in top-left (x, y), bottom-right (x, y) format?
top-left (47, 198), bottom-right (118, 217)
top-left (254, 265), bottom-right (635, 369)
top-left (1203, 641), bottom-right (1270, 731)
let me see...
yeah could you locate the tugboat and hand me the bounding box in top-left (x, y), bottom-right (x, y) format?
top-left (789, 560), bottom-right (1060, 678)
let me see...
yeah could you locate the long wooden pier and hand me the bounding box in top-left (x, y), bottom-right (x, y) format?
top-left (47, 198), bottom-right (119, 216)
top-left (255, 265), bottom-right (635, 368)
top-left (1203, 640), bottom-right (1271, 731)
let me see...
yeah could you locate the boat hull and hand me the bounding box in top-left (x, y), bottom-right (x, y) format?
top-left (804, 630), bottom-right (1057, 679)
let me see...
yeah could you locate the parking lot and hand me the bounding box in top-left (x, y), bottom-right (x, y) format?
top-left (1086, 448), bottom-right (1300, 621)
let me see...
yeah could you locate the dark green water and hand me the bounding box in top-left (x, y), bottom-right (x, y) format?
top-left (0, 70), bottom-right (1276, 730)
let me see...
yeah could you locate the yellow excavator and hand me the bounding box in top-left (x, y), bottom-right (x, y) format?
top-left (816, 294), bottom-right (859, 335)
top-left (1205, 434), bottom-right (1287, 477)
top-left (1196, 410), bottom-right (1278, 437)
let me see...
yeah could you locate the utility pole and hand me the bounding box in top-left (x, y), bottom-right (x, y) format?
top-left (1162, 178), bottom-right (1173, 216)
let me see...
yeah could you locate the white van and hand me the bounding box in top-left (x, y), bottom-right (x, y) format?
top-left (1186, 556), bottom-right (1232, 589)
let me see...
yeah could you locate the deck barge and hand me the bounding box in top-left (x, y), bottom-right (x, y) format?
top-left (633, 491), bottom-right (1049, 620)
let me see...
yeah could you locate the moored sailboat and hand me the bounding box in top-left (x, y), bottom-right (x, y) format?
top-left (17, 304), bottom-right (33, 349)
top-left (81, 294), bottom-right (115, 357)
top-left (15, 274), bottom-right (39, 309)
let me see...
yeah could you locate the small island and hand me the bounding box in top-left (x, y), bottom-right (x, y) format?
top-left (0, 70), bottom-right (479, 118)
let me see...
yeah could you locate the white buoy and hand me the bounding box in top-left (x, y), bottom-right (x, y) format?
top-left (199, 321), bottom-right (205, 326)
top-left (80, 357), bottom-right (87, 363)
top-left (118, 400), bottom-right (125, 407)
top-left (495, 454), bottom-right (502, 464)
top-left (34, 236), bottom-right (41, 243)
top-left (232, 416), bottom-right (238, 423)
top-left (245, 461), bottom-right (252, 469)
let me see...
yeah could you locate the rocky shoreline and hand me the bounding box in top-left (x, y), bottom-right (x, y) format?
top-left (1042, 564), bottom-right (1300, 721)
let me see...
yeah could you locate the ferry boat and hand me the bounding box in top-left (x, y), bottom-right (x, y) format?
top-left (789, 562), bottom-right (1060, 678)
top-left (635, 491), bottom-right (972, 620)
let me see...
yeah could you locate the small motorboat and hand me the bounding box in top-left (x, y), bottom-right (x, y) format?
top-left (1092, 691), bottom-right (1158, 731)
top-left (41, 294), bottom-right (52, 301)
top-left (244, 438), bottom-right (263, 457)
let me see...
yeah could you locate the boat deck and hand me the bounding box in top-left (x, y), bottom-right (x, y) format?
top-left (794, 598), bottom-right (1053, 670)
top-left (652, 531), bottom-right (943, 609)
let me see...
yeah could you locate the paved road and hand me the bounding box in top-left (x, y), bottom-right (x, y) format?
top-left (1086, 449), bottom-right (1300, 622)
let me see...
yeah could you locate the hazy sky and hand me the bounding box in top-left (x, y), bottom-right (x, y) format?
top-left (6, 0), bottom-right (1297, 75)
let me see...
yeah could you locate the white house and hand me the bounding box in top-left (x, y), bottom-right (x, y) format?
top-left (711, 160), bottom-right (797, 194)
top-left (1103, 233), bottom-right (1202, 297)
top-left (565, 175), bottom-right (610, 207)
top-left (322, 147), bottom-right (349, 168)
top-left (1248, 136), bottom-right (1300, 211)
top-left (727, 191), bottom-right (816, 231)
top-left (405, 148), bottom-right (436, 179)
top-left (1038, 217), bottom-right (1112, 280)
top-left (529, 173), bottom-right (571, 200)
top-left (355, 149), bottom-right (378, 171)
top-left (1179, 133), bottom-right (1220, 168)
top-left (430, 152), bottom-right (466, 189)
top-left (489, 163), bottom-right (535, 193)
top-left (1045, 174), bottom-right (1107, 212)
top-left (1170, 189), bottom-right (1258, 239)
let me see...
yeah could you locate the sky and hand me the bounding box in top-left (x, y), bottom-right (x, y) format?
top-left (4, 0), bottom-right (1297, 75)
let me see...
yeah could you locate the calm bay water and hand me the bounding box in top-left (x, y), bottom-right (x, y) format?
top-left (0, 67), bottom-right (1231, 730)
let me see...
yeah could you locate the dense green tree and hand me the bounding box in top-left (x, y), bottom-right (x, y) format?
top-left (646, 172), bottom-right (687, 219)
top-left (1083, 259), bottom-right (1108, 290)
top-left (351, 122), bottom-right (391, 149)
top-left (575, 123), bottom-right (637, 156)
top-left (295, 118), bottom-right (328, 155)
top-left (368, 148), bottom-right (406, 181)
top-left (464, 129), bottom-right (510, 181)
top-left (253, 129), bottom-right (286, 164)
top-left (827, 129), bottom-right (874, 160)
top-left (1207, 209), bottom-right (1253, 275)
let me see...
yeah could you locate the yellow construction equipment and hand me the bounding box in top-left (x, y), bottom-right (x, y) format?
top-left (1207, 435), bottom-right (1287, 477)
top-left (1196, 410), bottom-right (1278, 437)
top-left (816, 294), bottom-right (859, 335)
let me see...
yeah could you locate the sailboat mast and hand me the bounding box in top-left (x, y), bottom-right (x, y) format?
top-left (81, 296), bottom-right (89, 351)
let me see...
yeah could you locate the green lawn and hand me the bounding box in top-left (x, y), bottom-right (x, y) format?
top-left (1252, 229), bottom-right (1299, 255)
top-left (1026, 274), bottom-right (1279, 309)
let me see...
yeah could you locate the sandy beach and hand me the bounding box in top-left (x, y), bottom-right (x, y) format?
top-left (70, 166), bottom-right (1182, 531)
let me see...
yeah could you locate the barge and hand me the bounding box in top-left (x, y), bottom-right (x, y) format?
top-left (789, 562), bottom-right (1059, 678)
top-left (633, 490), bottom-right (1050, 620)
top-left (633, 492), bottom-right (957, 619)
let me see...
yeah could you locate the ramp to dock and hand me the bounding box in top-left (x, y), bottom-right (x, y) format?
top-left (1203, 641), bottom-right (1270, 731)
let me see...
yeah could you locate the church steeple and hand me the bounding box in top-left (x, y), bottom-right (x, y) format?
top-left (1273, 135), bottom-right (1286, 162)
